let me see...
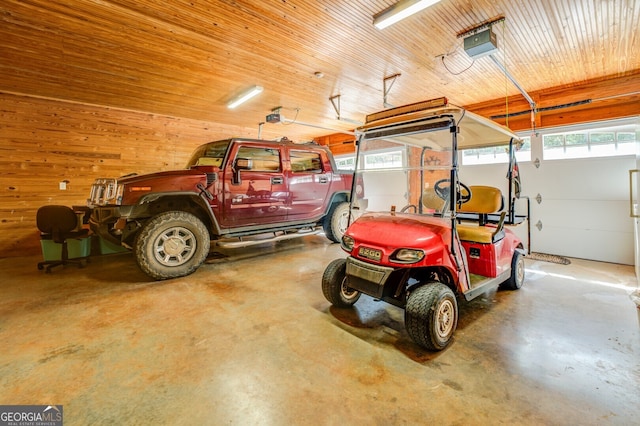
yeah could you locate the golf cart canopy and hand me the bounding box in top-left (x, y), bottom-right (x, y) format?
top-left (349, 96), bottom-right (527, 228)
top-left (357, 97), bottom-right (521, 149)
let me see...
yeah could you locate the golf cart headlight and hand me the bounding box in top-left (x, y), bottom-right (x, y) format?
top-left (341, 235), bottom-right (355, 251)
top-left (391, 248), bottom-right (425, 263)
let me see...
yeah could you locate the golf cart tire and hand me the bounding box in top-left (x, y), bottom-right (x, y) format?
top-left (405, 283), bottom-right (458, 351)
top-left (323, 202), bottom-right (350, 243)
top-left (322, 258), bottom-right (361, 308)
top-left (501, 251), bottom-right (525, 290)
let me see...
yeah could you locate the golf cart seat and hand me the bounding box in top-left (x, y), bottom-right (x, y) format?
top-left (456, 186), bottom-right (506, 244)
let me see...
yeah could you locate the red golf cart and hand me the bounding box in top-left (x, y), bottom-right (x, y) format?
top-left (322, 97), bottom-right (527, 351)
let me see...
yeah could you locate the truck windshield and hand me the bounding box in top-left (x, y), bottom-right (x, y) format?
top-left (186, 140), bottom-right (232, 168)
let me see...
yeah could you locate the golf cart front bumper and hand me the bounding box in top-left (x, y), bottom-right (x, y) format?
top-left (345, 257), bottom-right (395, 299)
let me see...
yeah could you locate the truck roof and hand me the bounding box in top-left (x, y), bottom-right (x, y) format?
top-left (227, 137), bottom-right (329, 150)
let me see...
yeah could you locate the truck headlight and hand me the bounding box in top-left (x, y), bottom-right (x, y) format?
top-left (341, 235), bottom-right (355, 252)
top-left (391, 248), bottom-right (425, 263)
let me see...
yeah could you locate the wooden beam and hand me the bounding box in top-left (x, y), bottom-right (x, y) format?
top-left (314, 133), bottom-right (356, 156)
top-left (465, 70), bottom-right (640, 131)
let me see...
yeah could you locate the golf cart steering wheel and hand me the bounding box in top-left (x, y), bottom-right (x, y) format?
top-left (434, 179), bottom-right (472, 205)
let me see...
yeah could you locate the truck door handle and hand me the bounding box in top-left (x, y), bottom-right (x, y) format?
top-left (319, 176), bottom-right (328, 183)
top-left (271, 176), bottom-right (284, 185)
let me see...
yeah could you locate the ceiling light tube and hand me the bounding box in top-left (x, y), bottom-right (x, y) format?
top-left (373, 0), bottom-right (441, 30)
top-left (227, 85), bottom-right (264, 109)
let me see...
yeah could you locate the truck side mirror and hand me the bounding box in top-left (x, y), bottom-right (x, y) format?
top-left (233, 158), bottom-right (253, 184)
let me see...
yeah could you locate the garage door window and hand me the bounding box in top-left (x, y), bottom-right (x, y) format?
top-left (364, 150), bottom-right (403, 170)
top-left (335, 151), bottom-right (404, 171)
top-left (543, 123), bottom-right (636, 160)
top-left (461, 138), bottom-right (531, 165)
top-left (334, 155), bottom-right (356, 170)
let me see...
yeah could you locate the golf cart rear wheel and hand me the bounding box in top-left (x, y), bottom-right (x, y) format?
top-left (322, 258), bottom-right (361, 308)
top-left (501, 251), bottom-right (525, 290)
top-left (405, 283), bottom-right (458, 351)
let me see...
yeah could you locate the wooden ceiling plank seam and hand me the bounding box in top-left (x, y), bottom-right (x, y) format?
top-left (507, 2), bottom-right (549, 85)
top-left (609, 0), bottom-right (636, 75)
top-left (565, 0), bottom-right (592, 81)
top-left (551, 0), bottom-right (581, 84)
top-left (20, 0), bottom-right (330, 77)
top-left (1, 26), bottom-right (356, 112)
top-left (557, 0), bottom-right (582, 75)
top-left (102, 0), bottom-right (358, 69)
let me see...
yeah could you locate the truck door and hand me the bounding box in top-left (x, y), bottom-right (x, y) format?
top-left (221, 144), bottom-right (288, 227)
top-left (287, 149), bottom-right (331, 220)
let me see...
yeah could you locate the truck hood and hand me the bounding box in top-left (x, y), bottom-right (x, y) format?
top-left (118, 168), bottom-right (204, 184)
top-left (346, 212), bottom-right (452, 249)
top-left (117, 169), bottom-right (208, 205)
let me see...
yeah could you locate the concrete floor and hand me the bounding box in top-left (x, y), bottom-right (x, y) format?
top-left (1, 236), bottom-right (639, 425)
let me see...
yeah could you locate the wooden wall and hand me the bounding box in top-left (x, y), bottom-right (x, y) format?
top-left (0, 92), bottom-right (258, 258)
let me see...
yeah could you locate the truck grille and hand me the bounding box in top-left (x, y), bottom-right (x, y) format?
top-left (88, 178), bottom-right (123, 206)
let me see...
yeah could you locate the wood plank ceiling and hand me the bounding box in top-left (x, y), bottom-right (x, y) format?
top-left (1, 0), bottom-right (639, 142)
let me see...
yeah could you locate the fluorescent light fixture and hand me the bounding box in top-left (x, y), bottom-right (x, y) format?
top-left (373, 0), bottom-right (441, 29)
top-left (227, 85), bottom-right (263, 109)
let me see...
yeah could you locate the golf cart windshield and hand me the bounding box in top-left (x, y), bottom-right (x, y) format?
top-left (352, 98), bottom-right (521, 219)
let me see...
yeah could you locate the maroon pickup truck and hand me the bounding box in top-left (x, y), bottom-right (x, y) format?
top-left (86, 138), bottom-right (361, 280)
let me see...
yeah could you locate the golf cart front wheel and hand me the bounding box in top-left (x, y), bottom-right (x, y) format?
top-left (322, 258), bottom-right (361, 308)
top-left (405, 283), bottom-right (458, 351)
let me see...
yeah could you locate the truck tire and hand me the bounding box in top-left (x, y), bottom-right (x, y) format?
top-left (501, 251), bottom-right (525, 290)
top-left (405, 283), bottom-right (458, 351)
top-left (322, 258), bottom-right (361, 308)
top-left (134, 211), bottom-right (210, 280)
top-left (323, 201), bottom-right (350, 243)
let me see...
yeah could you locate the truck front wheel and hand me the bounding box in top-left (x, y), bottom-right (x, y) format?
top-left (322, 258), bottom-right (361, 308)
top-left (323, 202), bottom-right (350, 243)
top-left (134, 211), bottom-right (210, 280)
top-left (405, 283), bottom-right (458, 351)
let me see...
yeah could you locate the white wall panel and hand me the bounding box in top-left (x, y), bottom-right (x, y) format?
top-left (363, 171), bottom-right (408, 212)
top-left (460, 144), bottom-right (636, 265)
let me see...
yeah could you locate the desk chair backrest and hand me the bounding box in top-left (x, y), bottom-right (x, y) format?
top-left (37, 205), bottom-right (79, 242)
